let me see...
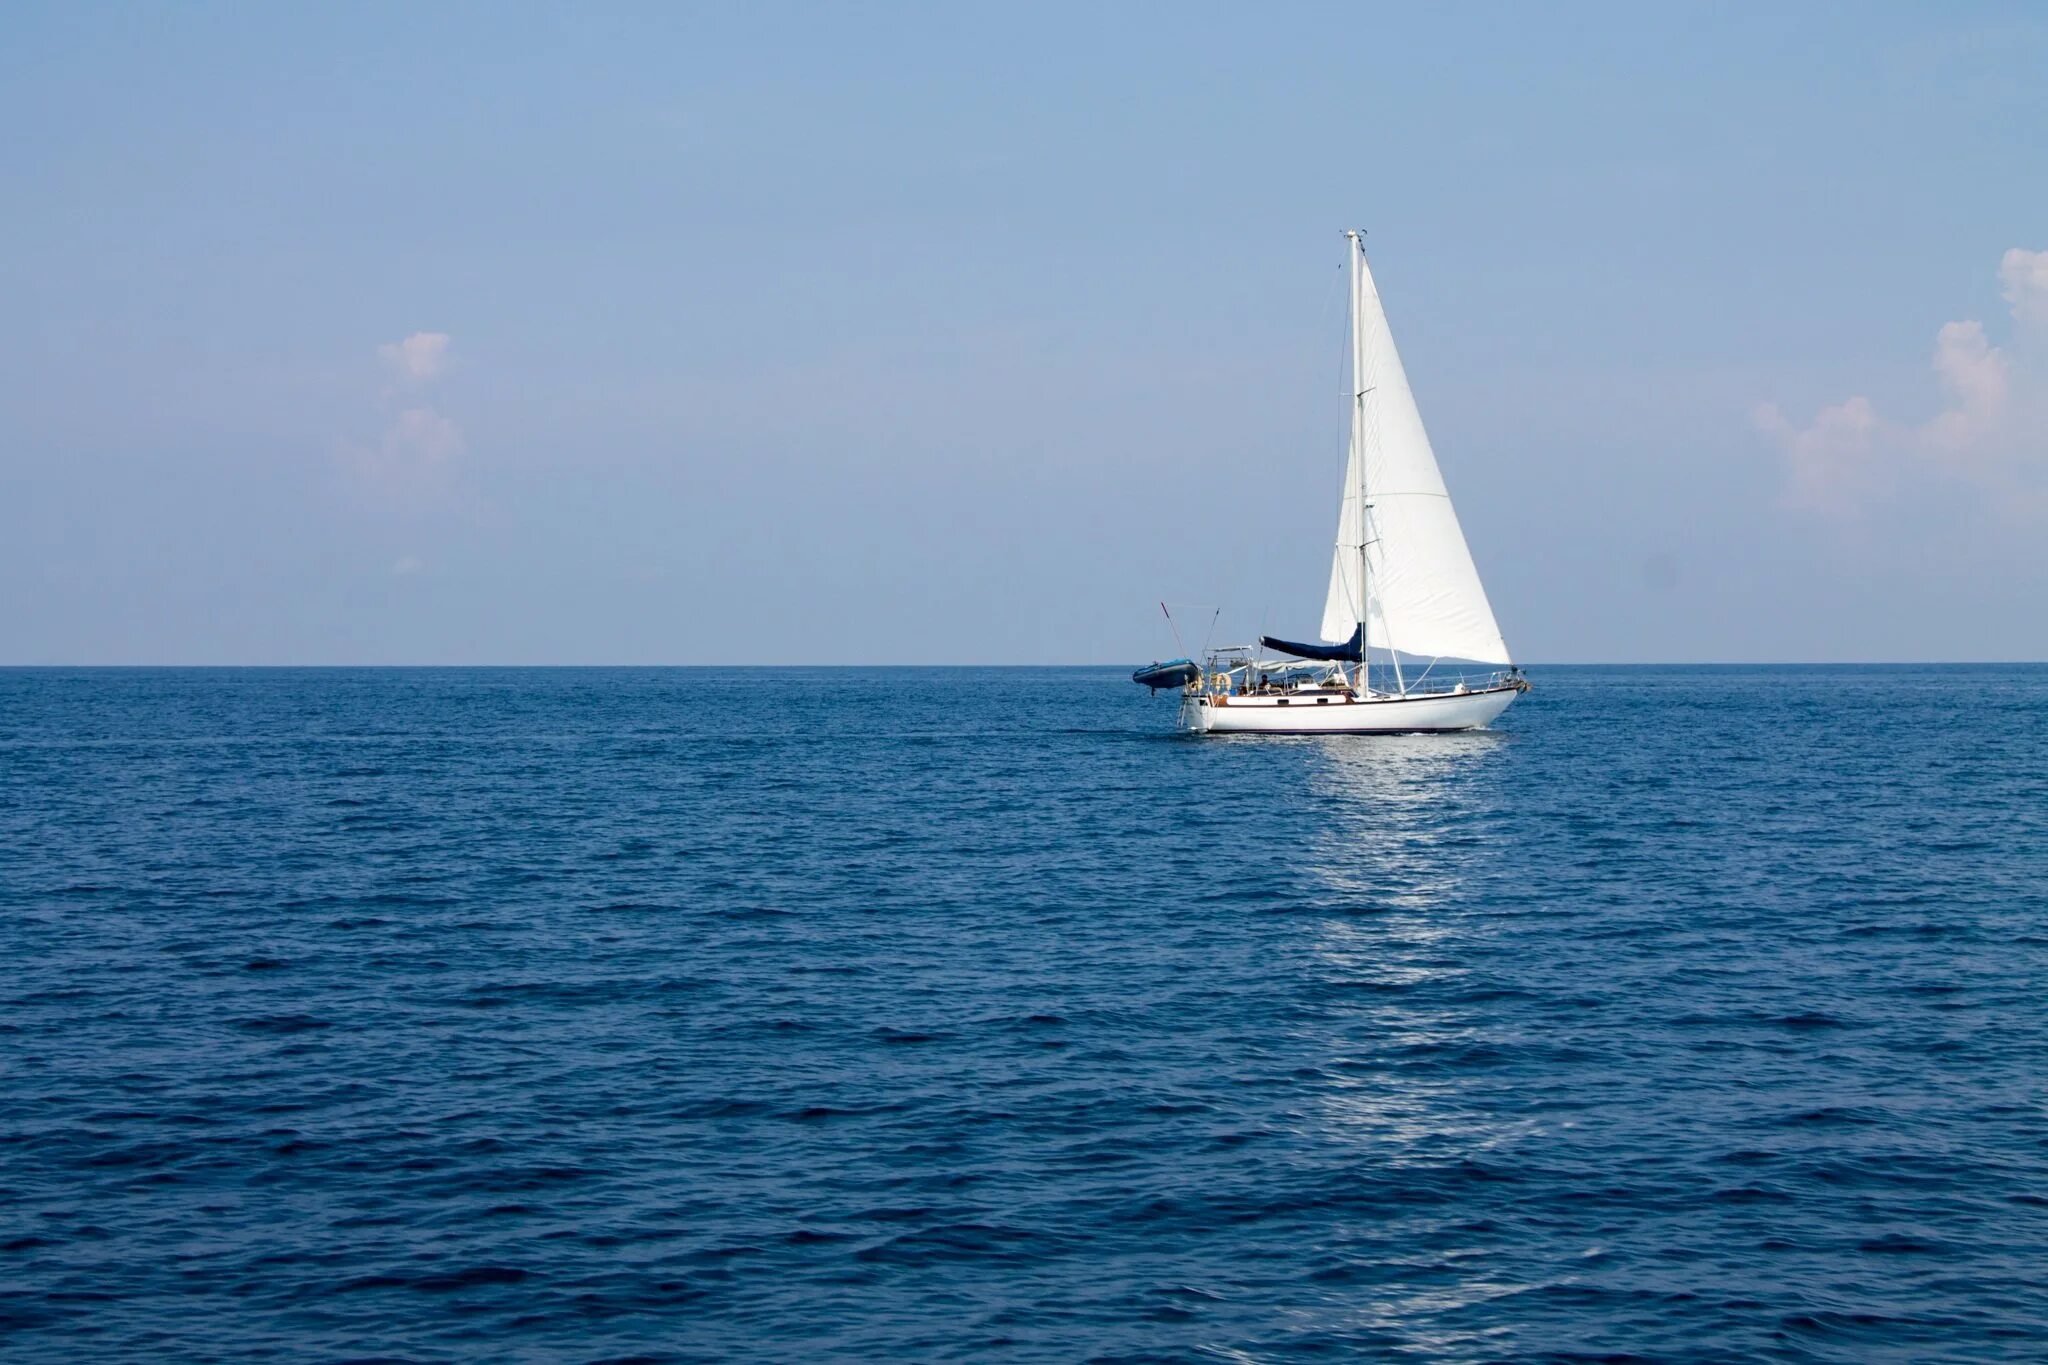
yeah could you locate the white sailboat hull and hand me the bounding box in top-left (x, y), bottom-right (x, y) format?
top-left (1181, 683), bottom-right (1518, 735)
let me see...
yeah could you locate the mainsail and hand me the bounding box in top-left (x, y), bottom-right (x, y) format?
top-left (1319, 236), bottom-right (1510, 667)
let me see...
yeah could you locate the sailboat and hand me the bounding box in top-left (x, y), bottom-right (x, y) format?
top-left (1139, 231), bottom-right (1527, 734)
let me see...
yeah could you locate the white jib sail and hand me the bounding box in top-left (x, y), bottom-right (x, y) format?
top-left (1320, 237), bottom-right (1511, 667)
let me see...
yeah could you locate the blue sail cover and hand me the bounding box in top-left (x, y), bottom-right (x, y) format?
top-left (1259, 626), bottom-right (1364, 662)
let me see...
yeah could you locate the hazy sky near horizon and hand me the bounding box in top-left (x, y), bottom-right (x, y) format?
top-left (5, 3), bottom-right (2046, 664)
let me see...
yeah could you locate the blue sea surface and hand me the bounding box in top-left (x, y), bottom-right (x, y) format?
top-left (3, 665), bottom-right (2046, 1361)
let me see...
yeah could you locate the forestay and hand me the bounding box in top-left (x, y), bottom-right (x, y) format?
top-left (1319, 241), bottom-right (1511, 667)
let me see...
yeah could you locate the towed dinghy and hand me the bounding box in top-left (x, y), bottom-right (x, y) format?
top-left (1132, 659), bottom-right (1202, 693)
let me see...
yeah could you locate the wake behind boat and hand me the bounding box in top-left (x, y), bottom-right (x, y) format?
top-left (1137, 231), bottom-right (1526, 734)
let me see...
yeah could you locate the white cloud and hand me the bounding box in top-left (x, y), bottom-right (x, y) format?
top-left (384, 406), bottom-right (463, 465)
top-left (2002, 248), bottom-right (2048, 330)
top-left (377, 331), bottom-right (452, 383)
top-left (347, 406), bottom-right (463, 493)
top-left (1757, 248), bottom-right (2047, 516)
top-left (391, 554), bottom-right (426, 576)
top-left (343, 335), bottom-right (467, 506)
top-left (1753, 395), bottom-right (1883, 510)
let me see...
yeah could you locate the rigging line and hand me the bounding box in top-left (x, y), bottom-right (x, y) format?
top-left (1362, 501), bottom-right (1404, 679)
top-left (1159, 602), bottom-right (1186, 658)
top-left (1333, 257), bottom-right (1349, 417)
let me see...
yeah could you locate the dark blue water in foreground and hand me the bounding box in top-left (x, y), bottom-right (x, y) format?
top-left (4, 666), bottom-right (2047, 1362)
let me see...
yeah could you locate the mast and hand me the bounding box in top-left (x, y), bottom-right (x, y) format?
top-left (1347, 230), bottom-right (1370, 696)
top-left (1347, 231), bottom-right (1411, 696)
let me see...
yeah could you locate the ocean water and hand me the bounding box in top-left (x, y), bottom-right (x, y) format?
top-left (3, 665), bottom-right (2046, 1362)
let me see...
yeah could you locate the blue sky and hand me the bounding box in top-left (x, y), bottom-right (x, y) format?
top-left (4, 2), bottom-right (2045, 663)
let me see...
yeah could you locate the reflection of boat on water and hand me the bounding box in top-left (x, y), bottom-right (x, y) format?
top-left (1306, 730), bottom-right (1507, 903)
top-left (1302, 730), bottom-right (1520, 1184)
top-left (1135, 232), bottom-right (1526, 734)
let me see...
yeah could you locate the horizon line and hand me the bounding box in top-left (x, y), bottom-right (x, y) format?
top-left (4, 660), bottom-right (2046, 670)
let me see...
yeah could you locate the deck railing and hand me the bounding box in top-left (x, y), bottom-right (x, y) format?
top-left (1194, 658), bottom-right (1525, 699)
